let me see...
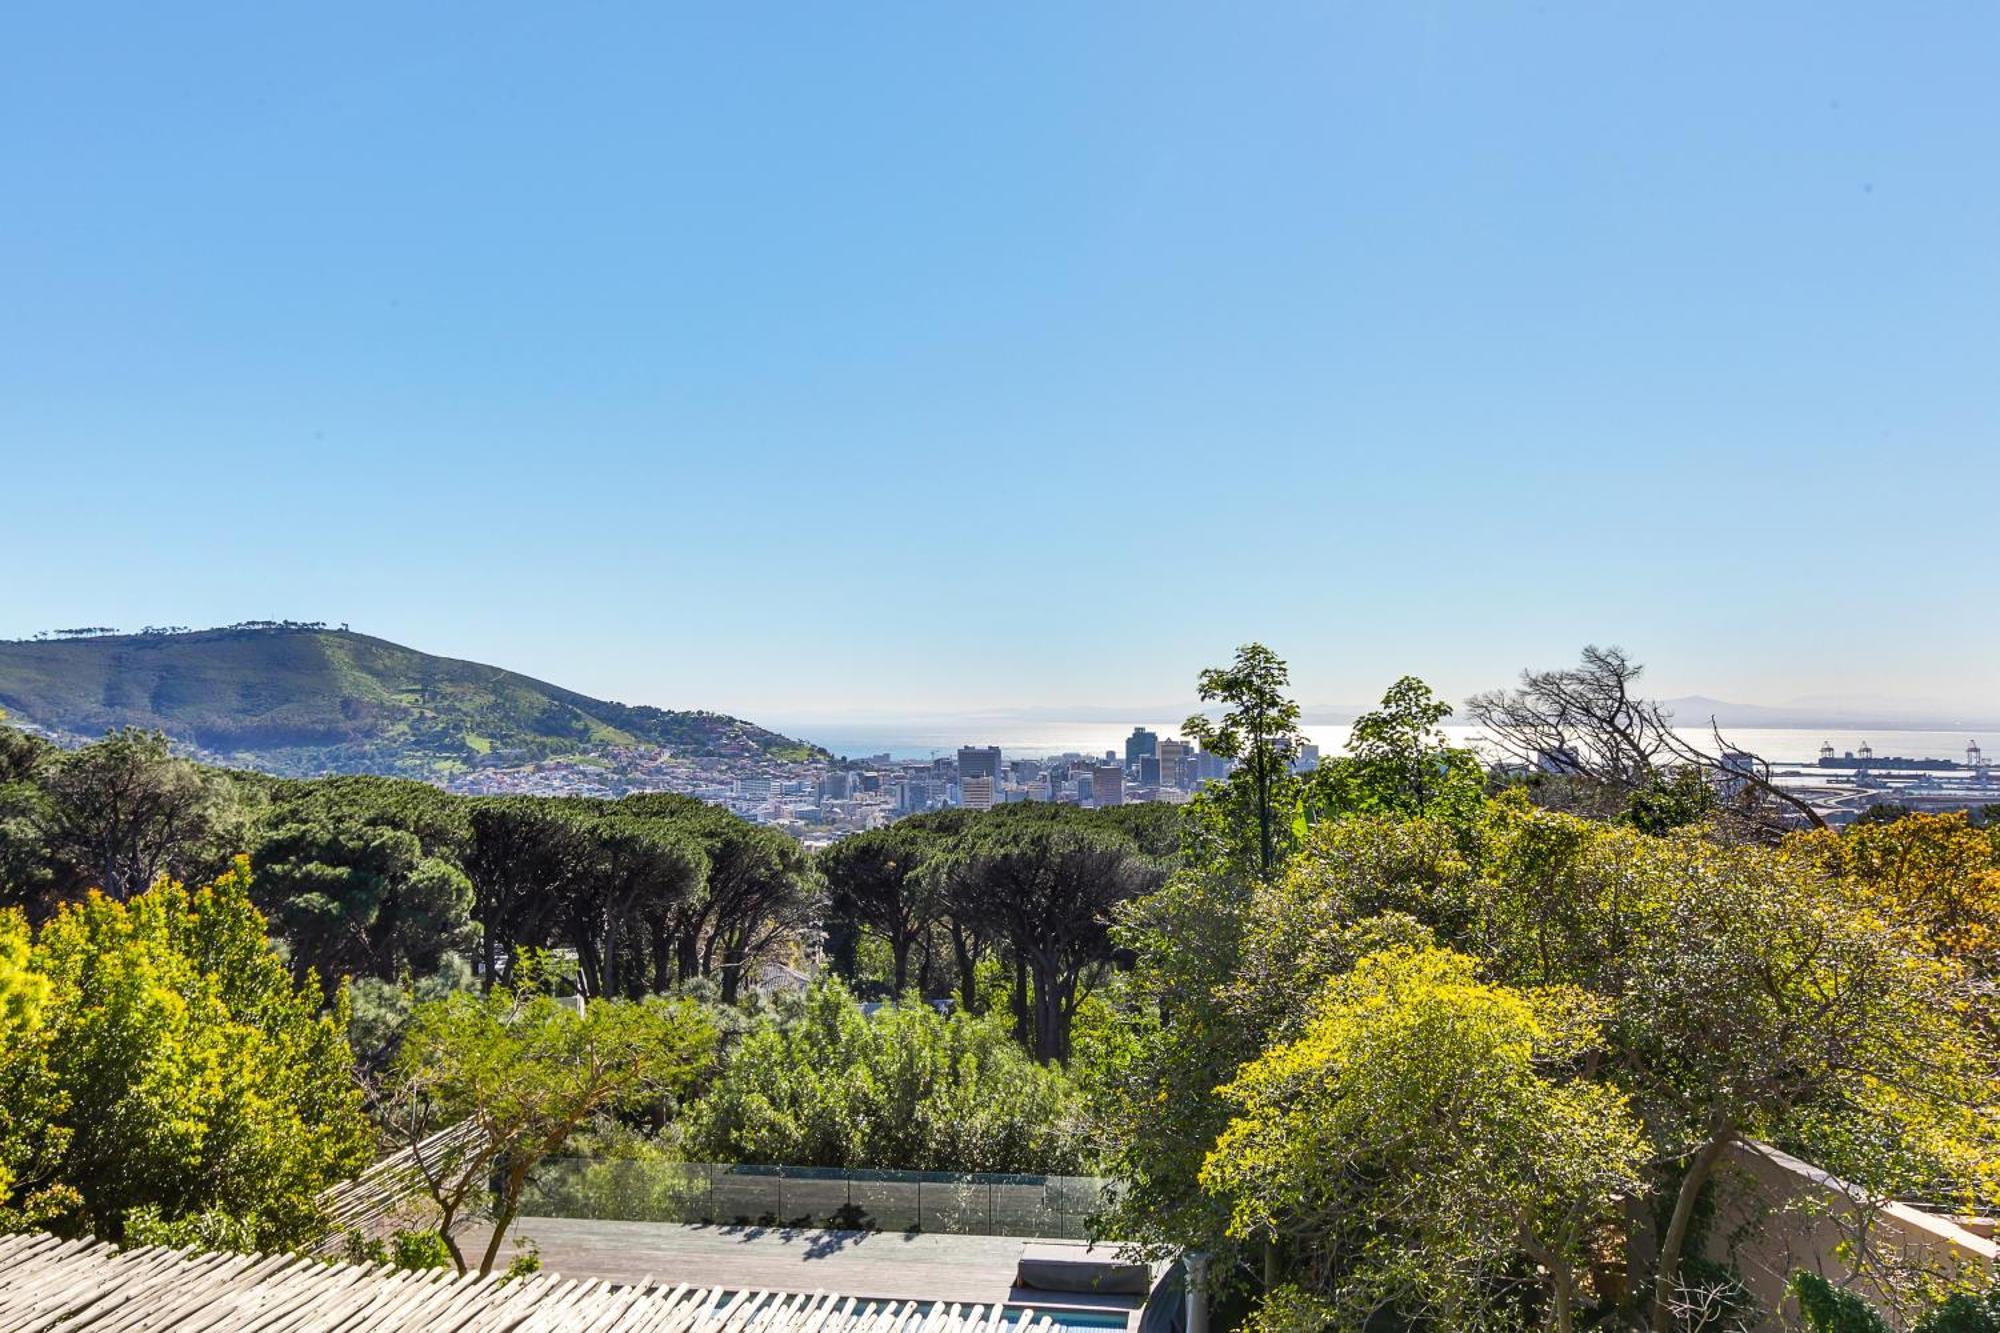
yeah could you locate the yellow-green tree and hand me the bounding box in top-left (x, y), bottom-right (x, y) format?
top-left (1468, 810), bottom-right (2000, 1331)
top-left (382, 985), bottom-right (717, 1275)
top-left (0, 858), bottom-right (370, 1246)
top-left (0, 909), bottom-right (55, 1216)
top-left (1101, 800), bottom-right (2000, 1332)
top-left (1783, 812), bottom-right (2000, 976)
top-left (1200, 946), bottom-right (1646, 1333)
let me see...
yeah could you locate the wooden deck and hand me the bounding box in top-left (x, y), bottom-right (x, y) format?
top-left (459, 1217), bottom-right (1142, 1310)
top-left (0, 1231), bottom-right (1122, 1332)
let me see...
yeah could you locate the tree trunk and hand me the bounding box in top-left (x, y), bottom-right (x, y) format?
top-left (480, 908), bottom-right (497, 992)
top-left (437, 1199), bottom-right (466, 1274)
top-left (892, 934), bottom-right (911, 997)
top-left (1651, 1133), bottom-right (1732, 1332)
top-left (1029, 962), bottom-right (1072, 1063)
top-left (719, 934), bottom-right (746, 1004)
top-left (480, 1158), bottom-right (531, 1277)
top-left (1011, 954), bottom-right (1030, 1045)
top-left (572, 920), bottom-right (604, 999)
top-left (1255, 764), bottom-right (1274, 874)
top-left (602, 915), bottom-right (622, 997)
top-left (479, 1198), bottom-right (518, 1277)
top-left (649, 917), bottom-right (672, 992)
top-left (950, 924), bottom-right (980, 1014)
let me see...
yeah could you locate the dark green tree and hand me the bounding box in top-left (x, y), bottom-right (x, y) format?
top-left (0, 721), bottom-right (53, 908)
top-left (1308, 675), bottom-right (1484, 823)
top-left (463, 800), bottom-right (595, 988)
top-left (1184, 644), bottom-right (1304, 875)
top-left (936, 811), bottom-right (1163, 1062)
top-left (33, 729), bottom-right (244, 901)
top-left (251, 776), bottom-right (476, 989)
top-left (698, 820), bottom-right (819, 1004)
top-left (818, 826), bottom-right (939, 996)
top-left (565, 817), bottom-right (705, 998)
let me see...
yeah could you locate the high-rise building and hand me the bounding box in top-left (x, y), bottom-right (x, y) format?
top-left (1091, 765), bottom-right (1125, 807)
top-left (1124, 727), bottom-right (1159, 773)
top-left (1194, 749), bottom-right (1232, 784)
top-left (1138, 755), bottom-right (1161, 787)
top-left (958, 746), bottom-right (1002, 782)
top-left (1159, 738), bottom-right (1192, 790)
top-left (1291, 743), bottom-right (1321, 774)
top-left (961, 775), bottom-right (997, 811)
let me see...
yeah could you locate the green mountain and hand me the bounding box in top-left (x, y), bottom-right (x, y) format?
top-left (0, 625), bottom-right (823, 777)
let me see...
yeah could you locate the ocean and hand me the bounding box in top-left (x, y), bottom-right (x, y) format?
top-left (770, 720), bottom-right (2000, 768)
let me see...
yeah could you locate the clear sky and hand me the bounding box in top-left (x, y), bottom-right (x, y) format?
top-left (4, 3), bottom-right (1996, 725)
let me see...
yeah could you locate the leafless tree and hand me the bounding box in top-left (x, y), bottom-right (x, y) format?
top-left (1669, 1277), bottom-right (1756, 1333)
top-left (1468, 646), bottom-right (1827, 834)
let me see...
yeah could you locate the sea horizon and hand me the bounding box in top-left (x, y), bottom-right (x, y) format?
top-left (766, 720), bottom-right (2000, 767)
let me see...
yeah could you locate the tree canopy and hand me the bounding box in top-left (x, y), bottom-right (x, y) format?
top-left (0, 859), bottom-right (370, 1247)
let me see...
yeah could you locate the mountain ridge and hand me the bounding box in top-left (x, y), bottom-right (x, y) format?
top-left (0, 625), bottom-right (824, 777)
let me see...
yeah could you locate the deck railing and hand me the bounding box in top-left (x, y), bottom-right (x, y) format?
top-left (519, 1158), bottom-right (1108, 1239)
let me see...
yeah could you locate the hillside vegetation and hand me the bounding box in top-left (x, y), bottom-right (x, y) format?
top-left (0, 626), bottom-right (820, 776)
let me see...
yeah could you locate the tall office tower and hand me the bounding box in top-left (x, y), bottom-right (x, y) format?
top-left (961, 775), bottom-right (997, 811)
top-left (1194, 748), bottom-right (1232, 783)
top-left (1291, 743), bottom-right (1322, 774)
top-left (958, 745), bottom-right (1002, 782)
top-left (1158, 737), bottom-right (1192, 790)
top-left (1075, 771), bottom-right (1094, 804)
top-left (1124, 727), bottom-right (1159, 773)
top-left (1091, 765), bottom-right (1125, 807)
top-left (1138, 755), bottom-right (1161, 787)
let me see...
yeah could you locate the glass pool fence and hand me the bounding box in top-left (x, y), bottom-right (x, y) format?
top-left (519, 1160), bottom-right (1109, 1239)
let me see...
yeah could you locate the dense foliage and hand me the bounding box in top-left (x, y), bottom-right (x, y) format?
top-left (1199, 945), bottom-right (1645, 1331)
top-left (686, 977), bottom-right (1087, 1174)
top-left (0, 860), bottom-right (371, 1247)
top-left (820, 802), bottom-right (1173, 1061)
top-left (2, 637), bottom-right (1997, 1333)
top-left (1792, 1272), bottom-right (2000, 1333)
top-left (1096, 648), bottom-right (2000, 1333)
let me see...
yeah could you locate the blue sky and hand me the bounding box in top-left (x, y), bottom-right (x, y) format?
top-left (3, 3), bottom-right (1996, 723)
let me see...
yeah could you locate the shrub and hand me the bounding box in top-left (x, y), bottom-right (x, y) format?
top-left (686, 977), bottom-right (1087, 1174)
top-left (389, 1228), bottom-right (454, 1271)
